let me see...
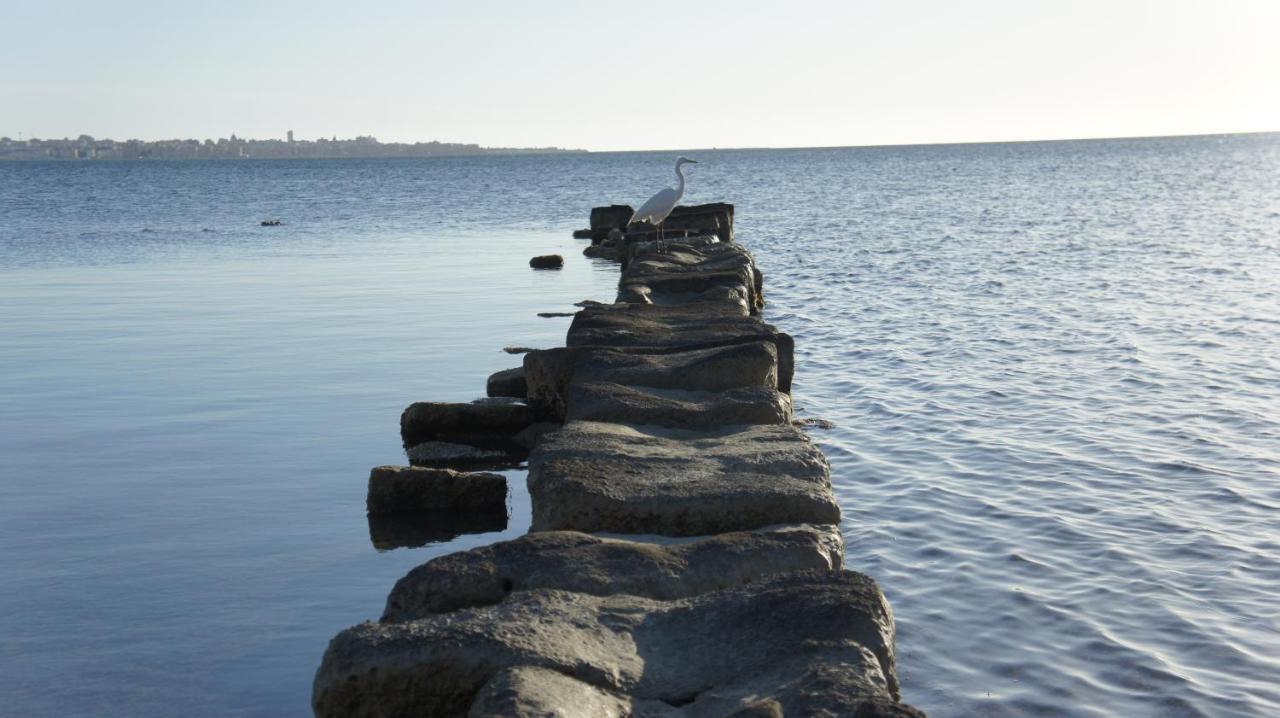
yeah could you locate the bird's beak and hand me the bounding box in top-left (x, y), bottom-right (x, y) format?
top-left (687, 159), bottom-right (698, 164)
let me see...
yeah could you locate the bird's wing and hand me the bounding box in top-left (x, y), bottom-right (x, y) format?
top-left (630, 186), bottom-right (680, 225)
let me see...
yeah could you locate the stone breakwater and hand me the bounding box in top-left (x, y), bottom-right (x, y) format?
top-left (312, 203), bottom-right (927, 717)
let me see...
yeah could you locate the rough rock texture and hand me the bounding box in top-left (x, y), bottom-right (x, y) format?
top-left (313, 571), bottom-right (915, 718)
top-left (468, 667), bottom-right (641, 718)
top-left (366, 465), bottom-right (508, 515)
top-left (528, 421), bottom-right (839, 535)
top-left (400, 398), bottom-right (531, 448)
top-left (485, 367), bottom-right (527, 399)
top-left (524, 342), bottom-right (779, 423)
top-left (382, 525), bottom-right (843, 620)
top-left (620, 242), bottom-right (763, 314)
top-left (566, 382), bottom-right (791, 429)
top-left (566, 303), bottom-right (794, 393)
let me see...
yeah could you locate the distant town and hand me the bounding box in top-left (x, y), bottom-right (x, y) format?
top-left (0, 132), bottom-right (586, 160)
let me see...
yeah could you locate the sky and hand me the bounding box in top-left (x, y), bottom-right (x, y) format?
top-left (2, 0), bottom-right (1278, 151)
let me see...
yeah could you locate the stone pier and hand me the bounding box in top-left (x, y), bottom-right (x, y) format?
top-left (312, 204), bottom-right (926, 717)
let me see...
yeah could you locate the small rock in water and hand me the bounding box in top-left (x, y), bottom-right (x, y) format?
top-left (529, 254), bottom-right (564, 269)
top-left (502, 346), bottom-right (537, 354)
top-left (260, 219), bottom-right (283, 226)
top-left (574, 300), bottom-right (606, 308)
top-left (793, 417), bottom-right (836, 430)
top-left (536, 312), bottom-right (576, 318)
top-left (572, 228), bottom-right (593, 239)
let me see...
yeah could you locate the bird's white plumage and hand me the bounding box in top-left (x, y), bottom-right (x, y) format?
top-left (631, 186), bottom-right (681, 226)
top-left (629, 157), bottom-right (696, 228)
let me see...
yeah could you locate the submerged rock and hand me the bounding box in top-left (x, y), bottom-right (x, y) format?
top-left (381, 524), bottom-right (843, 620)
top-left (529, 254), bottom-right (565, 269)
top-left (313, 571), bottom-right (916, 717)
top-left (527, 421), bottom-right (838, 535)
top-left (366, 465), bottom-right (507, 515)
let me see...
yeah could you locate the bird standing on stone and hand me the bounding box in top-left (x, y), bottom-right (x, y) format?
top-left (628, 157), bottom-right (697, 253)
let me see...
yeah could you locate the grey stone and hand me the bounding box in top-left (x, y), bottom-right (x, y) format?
top-left (566, 382), bottom-right (791, 429)
top-left (565, 303), bottom-right (793, 393)
top-left (527, 421), bottom-right (839, 535)
top-left (366, 465), bottom-right (507, 515)
top-left (468, 667), bottom-right (644, 718)
top-left (485, 367), bottom-right (527, 399)
top-left (524, 342), bottom-right (779, 422)
top-left (381, 524), bottom-right (843, 620)
top-left (584, 243), bottom-right (624, 261)
top-left (400, 398), bottom-right (531, 448)
top-left (590, 204), bottom-right (634, 232)
top-left (312, 571), bottom-right (917, 717)
top-left (406, 441), bottom-right (523, 469)
top-left (665, 202), bottom-right (734, 243)
top-left (512, 422), bottom-right (559, 450)
top-left (621, 243), bottom-right (762, 314)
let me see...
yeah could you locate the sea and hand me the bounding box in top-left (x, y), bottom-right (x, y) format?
top-left (1, 134), bottom-right (1277, 717)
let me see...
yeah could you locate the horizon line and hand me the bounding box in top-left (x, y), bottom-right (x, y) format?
top-left (4, 127), bottom-right (1276, 156)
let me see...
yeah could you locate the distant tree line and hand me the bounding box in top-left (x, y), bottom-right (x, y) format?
top-left (0, 134), bottom-right (585, 160)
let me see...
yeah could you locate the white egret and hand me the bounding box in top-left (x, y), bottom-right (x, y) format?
top-left (628, 157), bottom-right (697, 252)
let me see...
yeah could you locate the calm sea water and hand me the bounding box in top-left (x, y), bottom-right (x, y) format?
top-left (2, 136), bottom-right (1278, 717)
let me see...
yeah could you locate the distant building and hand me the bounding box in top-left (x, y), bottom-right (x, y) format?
top-left (287, 130), bottom-right (294, 143)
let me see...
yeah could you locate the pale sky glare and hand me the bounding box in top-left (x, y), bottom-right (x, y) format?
top-left (3, 0), bottom-right (1277, 150)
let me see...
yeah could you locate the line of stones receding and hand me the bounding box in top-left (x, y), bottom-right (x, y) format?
top-left (313, 205), bottom-right (927, 717)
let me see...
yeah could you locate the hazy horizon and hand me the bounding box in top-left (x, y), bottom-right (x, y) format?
top-left (4, 1), bottom-right (1278, 151)
top-left (5, 128), bottom-right (1278, 155)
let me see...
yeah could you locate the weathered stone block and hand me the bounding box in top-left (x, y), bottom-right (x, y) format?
top-left (589, 204), bottom-right (634, 232)
top-left (382, 524), bottom-right (843, 620)
top-left (524, 342), bottom-right (779, 423)
top-left (400, 398), bottom-right (531, 448)
top-left (566, 303), bottom-right (794, 393)
top-left (313, 571), bottom-right (917, 717)
top-left (566, 381), bottom-right (791, 429)
top-left (485, 367), bottom-right (527, 399)
top-left (665, 202), bottom-right (734, 242)
top-left (366, 465), bottom-right (507, 515)
top-left (528, 421), bottom-right (838, 535)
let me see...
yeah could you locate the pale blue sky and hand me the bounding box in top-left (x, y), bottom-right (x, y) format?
top-left (3, 1), bottom-right (1277, 150)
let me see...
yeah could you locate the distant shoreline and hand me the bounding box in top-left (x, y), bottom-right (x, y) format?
top-left (0, 134), bottom-right (587, 162)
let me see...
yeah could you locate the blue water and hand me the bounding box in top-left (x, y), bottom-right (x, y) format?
top-left (2, 136), bottom-right (1278, 717)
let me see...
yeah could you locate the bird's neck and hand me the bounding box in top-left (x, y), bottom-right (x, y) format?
top-left (674, 165), bottom-right (686, 194)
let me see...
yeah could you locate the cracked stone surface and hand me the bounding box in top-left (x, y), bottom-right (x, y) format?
top-left (314, 571), bottom-right (919, 718)
top-left (381, 524), bottom-right (843, 621)
top-left (528, 421), bottom-right (839, 536)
